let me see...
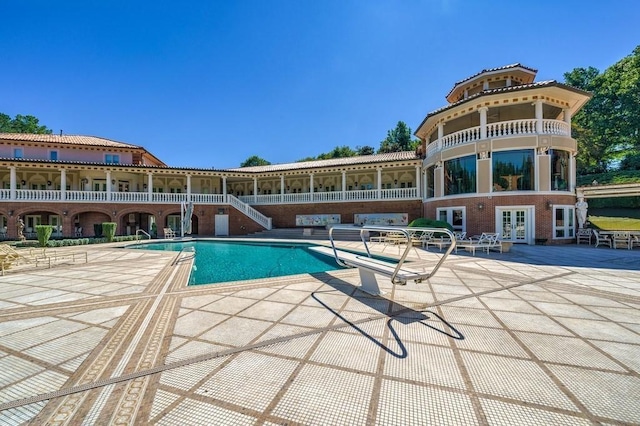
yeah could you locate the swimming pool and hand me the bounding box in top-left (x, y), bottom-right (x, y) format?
top-left (129, 240), bottom-right (346, 285)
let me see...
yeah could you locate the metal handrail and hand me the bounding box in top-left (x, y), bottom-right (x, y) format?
top-left (135, 229), bottom-right (151, 241)
top-left (327, 225), bottom-right (456, 285)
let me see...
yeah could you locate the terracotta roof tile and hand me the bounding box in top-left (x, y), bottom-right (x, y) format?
top-left (446, 63), bottom-right (538, 98)
top-left (0, 133), bottom-right (142, 149)
top-left (228, 151), bottom-right (420, 173)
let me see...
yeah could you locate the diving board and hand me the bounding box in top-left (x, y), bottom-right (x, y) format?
top-left (311, 225), bottom-right (455, 296)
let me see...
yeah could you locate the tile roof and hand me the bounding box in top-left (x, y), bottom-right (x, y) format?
top-left (227, 151), bottom-right (421, 173)
top-left (446, 63), bottom-right (538, 97)
top-left (0, 133), bottom-right (142, 149)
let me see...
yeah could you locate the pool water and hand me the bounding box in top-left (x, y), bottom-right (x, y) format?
top-left (130, 240), bottom-right (345, 285)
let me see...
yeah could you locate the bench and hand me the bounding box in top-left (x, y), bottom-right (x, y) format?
top-left (313, 225), bottom-right (455, 295)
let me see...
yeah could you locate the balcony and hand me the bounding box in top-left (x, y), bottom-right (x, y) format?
top-left (425, 119), bottom-right (571, 159)
top-left (0, 187), bottom-right (419, 205)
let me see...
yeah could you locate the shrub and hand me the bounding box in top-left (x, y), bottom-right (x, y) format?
top-left (102, 222), bottom-right (117, 242)
top-left (93, 223), bottom-right (103, 238)
top-left (35, 225), bottom-right (54, 248)
top-left (408, 217), bottom-right (454, 231)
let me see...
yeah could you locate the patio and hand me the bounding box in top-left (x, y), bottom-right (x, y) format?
top-left (0, 242), bottom-right (639, 425)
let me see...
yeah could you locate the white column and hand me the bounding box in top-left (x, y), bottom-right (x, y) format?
top-left (506, 77), bottom-right (512, 87)
top-left (570, 154), bottom-right (577, 192)
top-left (415, 165), bottom-right (421, 198)
top-left (9, 167), bottom-right (16, 200)
top-left (253, 177), bottom-right (258, 203)
top-left (563, 108), bottom-right (571, 129)
top-left (60, 169), bottom-right (67, 201)
top-left (479, 107), bottom-right (488, 139)
top-left (147, 173), bottom-right (153, 202)
top-left (341, 171), bottom-right (346, 200)
top-left (309, 174), bottom-right (314, 195)
top-left (222, 176), bottom-right (227, 203)
top-left (377, 168), bottom-right (382, 199)
top-left (535, 100), bottom-right (543, 133)
top-left (483, 81), bottom-right (489, 90)
top-left (186, 175), bottom-right (192, 201)
top-left (106, 171), bottom-right (112, 201)
top-left (422, 169), bottom-right (427, 201)
top-left (437, 122), bottom-right (444, 140)
top-left (280, 175), bottom-right (285, 203)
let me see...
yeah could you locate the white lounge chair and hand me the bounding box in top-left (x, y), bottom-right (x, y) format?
top-left (455, 232), bottom-right (502, 255)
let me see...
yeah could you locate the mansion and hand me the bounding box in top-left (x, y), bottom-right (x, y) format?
top-left (0, 64), bottom-right (590, 244)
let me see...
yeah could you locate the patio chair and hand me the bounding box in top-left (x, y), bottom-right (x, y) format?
top-left (612, 231), bottom-right (631, 250)
top-left (75, 227), bottom-right (83, 237)
top-left (163, 228), bottom-right (176, 238)
top-left (631, 233), bottom-right (640, 249)
top-left (576, 228), bottom-right (592, 245)
top-left (593, 230), bottom-right (612, 248)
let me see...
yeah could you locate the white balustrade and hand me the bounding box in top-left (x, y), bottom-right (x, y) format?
top-left (425, 119), bottom-right (571, 159)
top-left (0, 189), bottom-right (10, 200)
top-left (190, 193), bottom-right (224, 204)
top-left (16, 189), bottom-right (62, 201)
top-left (66, 191), bottom-right (107, 202)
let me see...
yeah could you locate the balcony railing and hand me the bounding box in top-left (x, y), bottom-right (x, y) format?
top-left (0, 187), bottom-right (419, 205)
top-left (426, 119), bottom-right (571, 159)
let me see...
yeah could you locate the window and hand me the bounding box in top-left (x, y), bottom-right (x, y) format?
top-left (14, 148), bottom-right (23, 159)
top-left (553, 206), bottom-right (575, 239)
top-left (437, 208), bottom-right (465, 232)
top-left (492, 149), bottom-right (535, 191)
top-left (551, 149), bottom-right (570, 191)
top-left (444, 155), bottom-right (476, 195)
top-left (105, 154), bottom-right (120, 164)
top-left (50, 151), bottom-right (58, 161)
top-left (426, 165), bottom-right (435, 198)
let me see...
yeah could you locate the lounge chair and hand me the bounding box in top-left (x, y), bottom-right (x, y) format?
top-left (164, 228), bottom-right (176, 238)
top-left (455, 232), bottom-right (502, 255)
top-left (593, 230), bottom-right (612, 248)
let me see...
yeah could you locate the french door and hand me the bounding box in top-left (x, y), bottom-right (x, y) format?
top-left (497, 208), bottom-right (532, 243)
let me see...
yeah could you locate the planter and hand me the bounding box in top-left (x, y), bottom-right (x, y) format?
top-left (501, 242), bottom-right (513, 252)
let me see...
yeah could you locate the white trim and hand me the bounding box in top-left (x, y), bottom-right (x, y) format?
top-left (495, 205), bottom-right (535, 244)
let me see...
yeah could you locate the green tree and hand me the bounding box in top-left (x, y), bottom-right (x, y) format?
top-left (565, 46), bottom-right (640, 173)
top-left (378, 121), bottom-right (420, 153)
top-left (0, 113), bottom-right (52, 134)
top-left (240, 155), bottom-right (271, 167)
top-left (356, 145), bottom-right (375, 156)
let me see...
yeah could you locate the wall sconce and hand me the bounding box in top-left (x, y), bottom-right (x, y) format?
top-left (111, 179), bottom-right (116, 185)
top-left (47, 180), bottom-right (52, 186)
top-left (319, 183), bottom-right (323, 188)
top-left (143, 184), bottom-right (148, 190)
top-left (21, 180), bottom-right (26, 186)
top-left (112, 211), bottom-right (117, 216)
top-left (158, 210), bottom-right (162, 216)
top-left (478, 202), bottom-right (485, 210)
top-left (394, 179), bottom-right (398, 185)
top-left (184, 185), bottom-right (187, 190)
top-left (8, 210), bottom-right (13, 217)
top-left (62, 211), bottom-right (67, 216)
top-left (354, 182), bottom-right (358, 187)
top-left (286, 186), bottom-right (290, 191)
top-left (546, 201), bottom-right (553, 210)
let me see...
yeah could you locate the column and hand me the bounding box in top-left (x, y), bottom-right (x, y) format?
top-left (222, 176), bottom-right (227, 203)
top-left (309, 174), bottom-right (314, 197)
top-left (9, 167), bottom-right (16, 200)
top-left (437, 122), bottom-right (444, 140)
top-left (186, 175), bottom-right (192, 201)
top-left (106, 171), bottom-right (112, 201)
top-left (253, 177), bottom-right (258, 203)
top-left (280, 175), bottom-right (285, 203)
top-left (479, 107), bottom-right (488, 139)
top-left (60, 169), bottom-right (67, 201)
top-left (415, 165), bottom-right (421, 198)
top-left (147, 173), bottom-right (153, 202)
top-left (341, 171), bottom-right (346, 200)
top-left (377, 168), bottom-right (382, 199)
top-left (422, 169), bottom-right (427, 201)
top-left (535, 100), bottom-right (543, 134)
top-left (563, 108), bottom-right (571, 135)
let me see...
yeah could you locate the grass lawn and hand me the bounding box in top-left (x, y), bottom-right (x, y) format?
top-left (588, 216), bottom-right (640, 231)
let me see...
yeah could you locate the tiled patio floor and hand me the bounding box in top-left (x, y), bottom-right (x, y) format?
top-left (0, 241), bottom-right (639, 425)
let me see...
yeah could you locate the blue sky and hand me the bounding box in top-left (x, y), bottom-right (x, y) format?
top-left (1, 1), bottom-right (638, 169)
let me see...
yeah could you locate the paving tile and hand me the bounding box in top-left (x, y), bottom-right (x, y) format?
top-left (479, 398), bottom-right (590, 426)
